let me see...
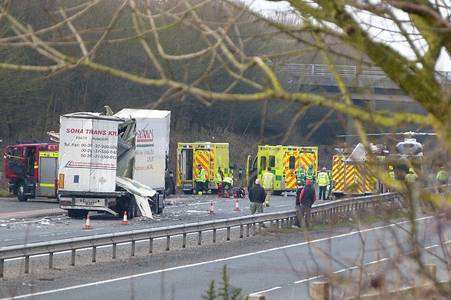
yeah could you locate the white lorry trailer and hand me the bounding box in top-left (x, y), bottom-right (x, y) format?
top-left (57, 110), bottom-right (170, 219)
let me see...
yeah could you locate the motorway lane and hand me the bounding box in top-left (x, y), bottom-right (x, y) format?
top-left (0, 197), bottom-right (58, 213)
top-left (1, 216), bottom-right (448, 300)
top-left (0, 194), bottom-right (300, 247)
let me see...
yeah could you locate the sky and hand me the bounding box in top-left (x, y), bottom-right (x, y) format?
top-left (241, 0), bottom-right (450, 72)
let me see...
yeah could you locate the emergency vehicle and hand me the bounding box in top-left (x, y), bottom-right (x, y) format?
top-left (332, 131), bottom-right (434, 197)
top-left (246, 145), bottom-right (318, 194)
top-left (3, 143), bottom-right (59, 201)
top-left (176, 142), bottom-right (230, 193)
top-left (331, 154), bottom-right (379, 197)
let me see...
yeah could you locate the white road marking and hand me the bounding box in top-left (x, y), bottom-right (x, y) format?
top-left (259, 240), bottom-right (449, 296)
top-left (294, 275), bottom-right (322, 284)
top-left (300, 241), bottom-right (448, 281)
top-left (1, 215), bottom-right (436, 299)
top-left (249, 286), bottom-right (282, 295)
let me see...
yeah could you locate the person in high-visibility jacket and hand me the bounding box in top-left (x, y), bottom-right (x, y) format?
top-left (195, 164), bottom-right (207, 194)
top-left (296, 166), bottom-right (305, 186)
top-left (262, 168), bottom-right (275, 207)
top-left (296, 166), bottom-right (306, 207)
top-left (317, 167), bottom-right (330, 200)
top-left (388, 165), bottom-right (395, 180)
top-left (305, 164), bottom-right (316, 185)
top-left (385, 165), bottom-right (396, 192)
top-left (326, 170), bottom-right (333, 200)
top-left (215, 168), bottom-right (224, 196)
top-left (405, 168), bottom-right (418, 184)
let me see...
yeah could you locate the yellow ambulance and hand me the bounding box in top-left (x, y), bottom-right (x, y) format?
top-left (176, 142), bottom-right (230, 193)
top-left (245, 145), bottom-right (318, 194)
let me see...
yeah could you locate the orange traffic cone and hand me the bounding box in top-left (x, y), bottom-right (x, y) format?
top-left (233, 195), bottom-right (240, 212)
top-left (209, 201), bottom-right (215, 214)
top-left (121, 211), bottom-right (129, 225)
top-left (83, 213), bottom-right (93, 230)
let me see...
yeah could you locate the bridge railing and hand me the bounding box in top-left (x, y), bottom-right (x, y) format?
top-left (277, 63), bottom-right (451, 88)
top-left (0, 193), bottom-right (400, 278)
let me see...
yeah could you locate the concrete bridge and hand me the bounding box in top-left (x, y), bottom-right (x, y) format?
top-left (276, 63), bottom-right (451, 102)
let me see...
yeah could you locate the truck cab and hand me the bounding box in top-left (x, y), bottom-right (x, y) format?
top-left (3, 143), bottom-right (58, 201)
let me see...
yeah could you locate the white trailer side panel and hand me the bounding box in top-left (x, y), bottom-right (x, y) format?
top-left (58, 114), bottom-right (121, 193)
top-left (115, 109), bottom-right (170, 191)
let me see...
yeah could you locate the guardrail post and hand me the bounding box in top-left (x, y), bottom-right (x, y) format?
top-left (149, 238), bottom-right (153, 254)
top-left (252, 223), bottom-right (256, 236)
top-left (240, 225), bottom-right (244, 238)
top-left (0, 258), bottom-right (4, 278)
top-left (166, 236), bottom-right (170, 251)
top-left (24, 255), bottom-right (30, 274)
top-left (213, 228), bottom-right (217, 243)
top-left (198, 231), bottom-right (202, 245)
top-left (227, 227), bottom-right (231, 241)
top-left (71, 249), bottom-right (76, 266)
top-left (182, 233), bottom-right (187, 248)
top-left (92, 246), bottom-right (96, 263)
top-left (246, 224), bottom-right (250, 237)
top-left (309, 281), bottom-right (329, 300)
top-left (112, 243), bottom-right (117, 258)
top-left (131, 240), bottom-right (136, 257)
top-left (49, 252), bottom-right (54, 269)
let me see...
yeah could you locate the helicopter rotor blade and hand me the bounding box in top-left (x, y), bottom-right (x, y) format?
top-left (337, 133), bottom-right (403, 138)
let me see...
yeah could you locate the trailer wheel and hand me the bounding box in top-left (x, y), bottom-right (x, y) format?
top-left (17, 183), bottom-right (28, 202)
top-left (67, 209), bottom-right (88, 219)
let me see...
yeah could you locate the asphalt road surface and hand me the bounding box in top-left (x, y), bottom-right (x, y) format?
top-left (0, 197), bottom-right (58, 213)
top-left (0, 215), bottom-right (449, 299)
top-left (0, 194), bottom-right (310, 247)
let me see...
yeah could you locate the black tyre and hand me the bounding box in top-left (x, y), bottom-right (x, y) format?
top-left (17, 183), bottom-right (28, 202)
top-left (150, 193), bottom-right (163, 214)
top-left (67, 209), bottom-right (88, 219)
top-left (272, 190), bottom-right (283, 196)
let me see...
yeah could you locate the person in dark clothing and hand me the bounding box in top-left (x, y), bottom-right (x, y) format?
top-left (296, 179), bottom-right (316, 228)
top-left (294, 182), bottom-right (304, 227)
top-left (248, 179), bottom-right (266, 214)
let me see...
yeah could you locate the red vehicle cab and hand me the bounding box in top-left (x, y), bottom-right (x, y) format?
top-left (3, 143), bottom-right (59, 201)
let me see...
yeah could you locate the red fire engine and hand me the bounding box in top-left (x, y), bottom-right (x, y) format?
top-left (3, 143), bottom-right (59, 201)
